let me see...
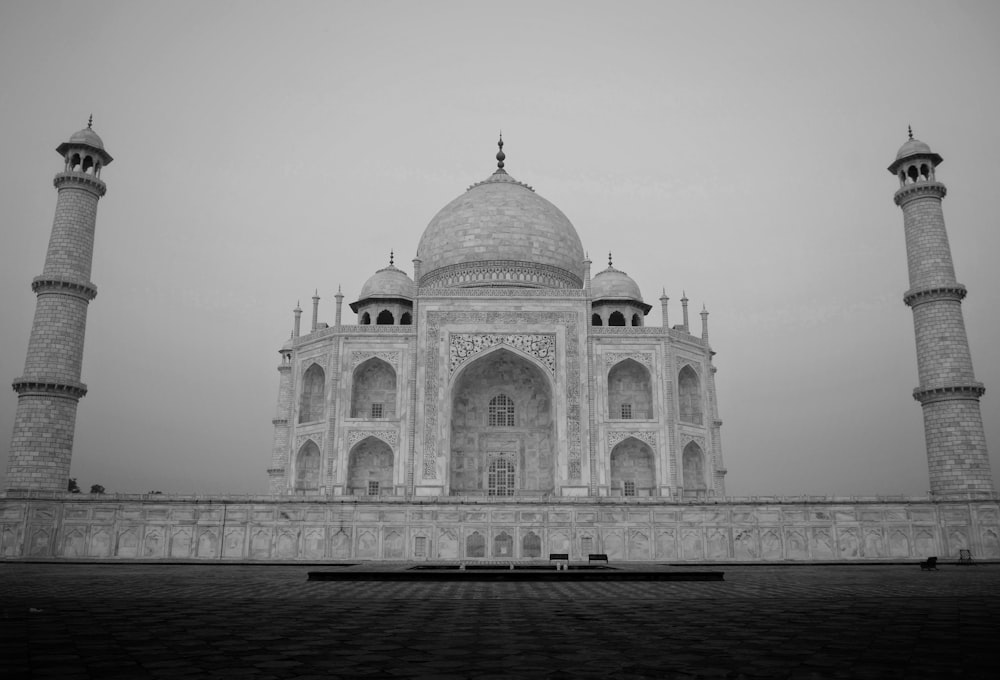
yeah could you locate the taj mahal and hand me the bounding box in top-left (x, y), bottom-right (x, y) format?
top-left (1, 123), bottom-right (997, 563)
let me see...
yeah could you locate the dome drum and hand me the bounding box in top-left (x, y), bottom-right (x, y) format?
top-left (419, 259), bottom-right (583, 289)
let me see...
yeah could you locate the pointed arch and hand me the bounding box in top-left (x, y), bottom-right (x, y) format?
top-left (608, 358), bottom-right (652, 420)
top-left (678, 364), bottom-right (702, 425)
top-left (450, 347), bottom-right (554, 495)
top-left (361, 312), bottom-right (371, 325)
top-left (298, 363), bottom-right (325, 423)
top-left (294, 440), bottom-right (321, 492)
top-left (494, 531), bottom-right (514, 557)
top-left (347, 435), bottom-right (394, 496)
top-left (631, 313), bottom-right (641, 326)
top-left (592, 313), bottom-right (603, 326)
top-left (376, 309), bottom-right (394, 325)
top-left (522, 531), bottom-right (541, 558)
top-left (610, 436), bottom-right (655, 496)
top-left (682, 441), bottom-right (707, 497)
top-left (400, 311), bottom-right (412, 325)
top-left (351, 357), bottom-right (397, 419)
top-left (608, 310), bottom-right (626, 326)
top-left (466, 531), bottom-right (486, 558)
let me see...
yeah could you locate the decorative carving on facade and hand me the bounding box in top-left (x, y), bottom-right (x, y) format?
top-left (351, 351), bottom-right (400, 369)
top-left (589, 327), bottom-right (668, 336)
top-left (677, 360), bottom-right (702, 376)
top-left (346, 429), bottom-right (398, 451)
top-left (680, 434), bottom-right (707, 451)
top-left (423, 311), bottom-right (581, 481)
top-left (607, 431), bottom-right (657, 449)
top-left (604, 352), bottom-right (654, 369)
top-left (294, 433), bottom-right (324, 453)
top-left (300, 354), bottom-right (328, 372)
top-left (449, 333), bottom-right (556, 375)
top-left (421, 287), bottom-right (587, 298)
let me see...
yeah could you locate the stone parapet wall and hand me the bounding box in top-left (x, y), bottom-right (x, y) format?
top-left (1, 496), bottom-right (997, 562)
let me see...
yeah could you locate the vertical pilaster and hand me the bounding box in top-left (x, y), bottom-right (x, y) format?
top-left (889, 134), bottom-right (993, 496)
top-left (268, 349), bottom-right (293, 494)
top-left (7, 123), bottom-right (112, 492)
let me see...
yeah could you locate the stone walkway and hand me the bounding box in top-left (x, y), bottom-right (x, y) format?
top-left (1, 562), bottom-right (997, 679)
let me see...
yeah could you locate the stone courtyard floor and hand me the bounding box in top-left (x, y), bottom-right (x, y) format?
top-left (1, 561), bottom-right (998, 679)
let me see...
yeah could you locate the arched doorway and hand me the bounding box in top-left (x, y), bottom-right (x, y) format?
top-left (294, 440), bottom-right (321, 492)
top-left (449, 348), bottom-right (555, 495)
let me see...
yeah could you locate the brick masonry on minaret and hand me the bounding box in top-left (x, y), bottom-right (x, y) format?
top-left (5, 123), bottom-right (112, 492)
top-left (888, 133), bottom-right (993, 496)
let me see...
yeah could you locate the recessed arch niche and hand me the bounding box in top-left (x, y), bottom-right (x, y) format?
top-left (351, 357), bottom-right (397, 418)
top-left (347, 436), bottom-right (394, 495)
top-left (609, 436), bottom-right (655, 495)
top-left (294, 440), bottom-right (321, 492)
top-left (449, 347), bottom-right (554, 495)
top-left (682, 441), bottom-right (707, 497)
top-left (607, 358), bottom-right (652, 420)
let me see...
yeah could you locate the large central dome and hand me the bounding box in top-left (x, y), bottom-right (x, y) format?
top-left (416, 156), bottom-right (585, 289)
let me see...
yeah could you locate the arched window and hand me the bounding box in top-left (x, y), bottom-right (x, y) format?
top-left (631, 313), bottom-right (641, 326)
top-left (609, 311), bottom-right (626, 326)
top-left (400, 312), bottom-right (412, 325)
top-left (70, 153), bottom-right (81, 171)
top-left (298, 363), bottom-right (325, 423)
top-left (361, 312), bottom-right (371, 325)
top-left (294, 440), bottom-right (321, 492)
top-left (488, 454), bottom-right (516, 496)
top-left (351, 358), bottom-right (397, 419)
top-left (678, 365), bottom-right (702, 425)
top-left (82, 156), bottom-right (94, 174)
top-left (592, 313), bottom-right (603, 326)
top-left (488, 394), bottom-right (515, 427)
top-left (376, 309), bottom-right (394, 325)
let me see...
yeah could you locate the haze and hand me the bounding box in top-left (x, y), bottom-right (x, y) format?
top-left (1, 1), bottom-right (998, 496)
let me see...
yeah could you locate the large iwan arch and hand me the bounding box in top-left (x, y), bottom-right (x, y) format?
top-left (449, 347), bottom-right (555, 495)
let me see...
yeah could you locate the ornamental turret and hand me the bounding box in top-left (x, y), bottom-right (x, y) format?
top-left (888, 129), bottom-right (993, 496)
top-left (6, 119), bottom-right (113, 491)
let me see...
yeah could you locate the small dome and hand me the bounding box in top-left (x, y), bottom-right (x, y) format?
top-left (69, 126), bottom-right (105, 150)
top-left (358, 264), bottom-right (414, 300)
top-left (591, 266), bottom-right (643, 302)
top-left (895, 137), bottom-right (932, 160)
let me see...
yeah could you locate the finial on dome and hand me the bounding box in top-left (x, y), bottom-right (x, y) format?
top-left (87, 114), bottom-right (93, 129)
top-left (608, 252), bottom-right (613, 268)
top-left (496, 131), bottom-right (505, 170)
top-left (908, 125), bottom-right (913, 140)
top-left (390, 250), bottom-right (394, 266)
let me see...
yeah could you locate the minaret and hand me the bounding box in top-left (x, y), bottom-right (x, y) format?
top-left (888, 129), bottom-right (993, 496)
top-left (6, 119), bottom-right (112, 492)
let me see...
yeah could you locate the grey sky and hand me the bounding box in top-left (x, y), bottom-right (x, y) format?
top-left (1, 1), bottom-right (998, 496)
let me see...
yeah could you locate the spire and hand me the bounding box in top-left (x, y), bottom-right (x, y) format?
top-left (608, 252), bottom-right (613, 268)
top-left (660, 288), bottom-right (669, 328)
top-left (496, 132), bottom-right (505, 170)
top-left (908, 124), bottom-right (913, 140)
top-left (87, 114), bottom-right (93, 129)
top-left (334, 285), bottom-right (344, 327)
top-left (293, 301), bottom-right (302, 338)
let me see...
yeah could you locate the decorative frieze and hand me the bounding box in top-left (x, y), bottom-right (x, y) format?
top-left (607, 431), bottom-right (657, 449)
top-left (351, 351), bottom-right (400, 369)
top-left (604, 352), bottom-right (654, 369)
top-left (294, 433), bottom-right (324, 453)
top-left (449, 333), bottom-right (556, 375)
top-left (346, 429), bottom-right (398, 451)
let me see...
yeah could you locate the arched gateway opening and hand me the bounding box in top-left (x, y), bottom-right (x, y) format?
top-left (449, 348), bottom-right (555, 495)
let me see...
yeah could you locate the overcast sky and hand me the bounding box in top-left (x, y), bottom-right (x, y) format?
top-left (1, 1), bottom-right (998, 497)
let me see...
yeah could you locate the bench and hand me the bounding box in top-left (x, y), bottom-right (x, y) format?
top-left (549, 553), bottom-right (569, 570)
top-left (588, 553), bottom-right (609, 565)
top-left (919, 556), bottom-right (938, 571)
